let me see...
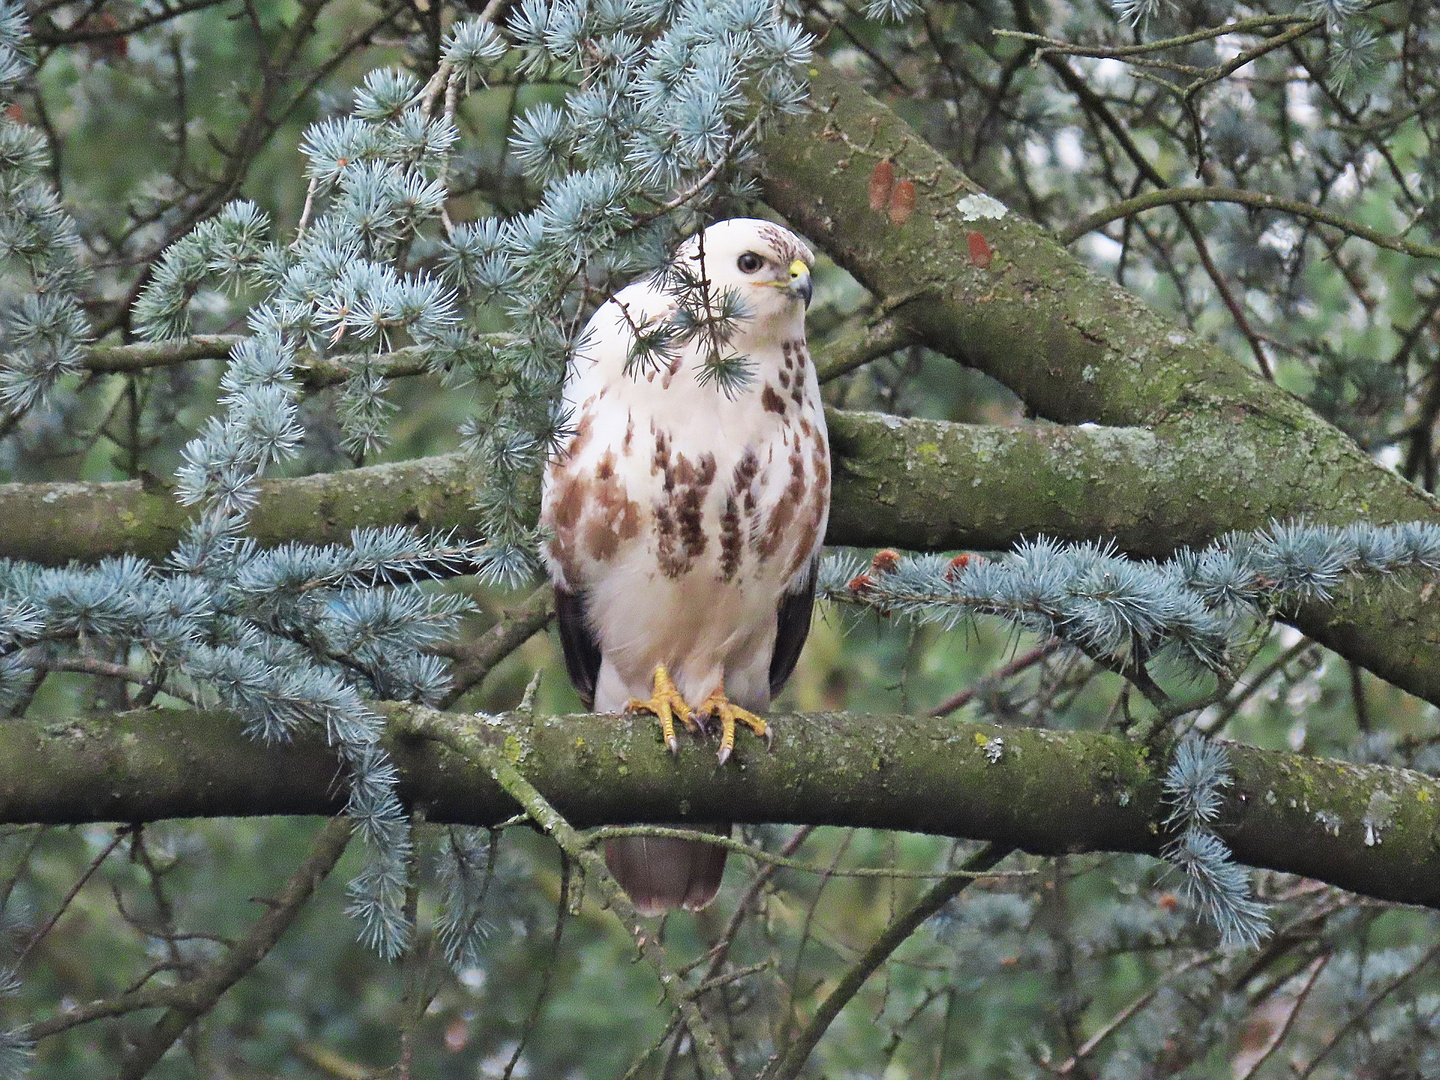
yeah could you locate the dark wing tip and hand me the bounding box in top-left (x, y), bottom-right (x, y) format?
top-left (769, 557), bottom-right (818, 700)
top-left (554, 584), bottom-right (602, 711)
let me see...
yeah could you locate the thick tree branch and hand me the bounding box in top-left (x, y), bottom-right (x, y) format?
top-left (5, 705), bottom-right (1440, 910)
top-left (4, 410), bottom-right (1424, 562)
top-left (758, 57), bottom-right (1440, 704)
top-left (6, 408), bottom-right (1440, 704)
top-left (0, 453), bottom-right (480, 563)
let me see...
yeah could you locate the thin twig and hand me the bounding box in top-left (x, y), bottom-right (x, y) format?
top-left (402, 709), bottom-right (738, 1080)
top-left (1232, 953), bottom-right (1329, 1080)
top-left (760, 843), bottom-right (1012, 1080)
top-left (590, 825), bottom-right (1032, 881)
top-left (1295, 938), bottom-right (1440, 1079)
top-left (14, 827), bottom-right (129, 970)
top-left (1060, 185), bottom-right (1440, 259)
top-left (437, 584), bottom-right (555, 709)
top-left (114, 818), bottom-right (353, 1080)
top-left (1054, 948), bottom-right (1220, 1073)
top-left (501, 853), bottom-right (570, 1080)
top-left (930, 639), bottom-right (1060, 717)
top-left (993, 13), bottom-right (1317, 60)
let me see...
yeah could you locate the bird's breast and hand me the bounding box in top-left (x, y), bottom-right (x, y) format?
top-left (540, 338), bottom-right (830, 602)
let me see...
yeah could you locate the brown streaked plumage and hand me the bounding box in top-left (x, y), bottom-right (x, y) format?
top-left (540, 218), bottom-right (828, 915)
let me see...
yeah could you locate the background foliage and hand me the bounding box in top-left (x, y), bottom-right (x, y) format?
top-left (2, 0), bottom-right (1440, 1077)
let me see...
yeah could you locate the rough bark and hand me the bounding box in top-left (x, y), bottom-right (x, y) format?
top-left (758, 57), bottom-right (1440, 703)
top-left (0, 453), bottom-right (480, 563)
top-left (3, 409), bottom-right (1425, 563)
top-left (6, 409), bottom-right (1440, 705)
top-left (5, 705), bottom-right (1440, 910)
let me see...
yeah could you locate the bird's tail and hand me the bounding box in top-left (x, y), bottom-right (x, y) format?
top-left (604, 825), bottom-right (729, 915)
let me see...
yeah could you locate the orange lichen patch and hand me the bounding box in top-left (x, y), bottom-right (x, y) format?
top-left (869, 159), bottom-right (895, 213)
top-left (967, 230), bottom-right (993, 268)
top-left (889, 180), bottom-right (916, 226)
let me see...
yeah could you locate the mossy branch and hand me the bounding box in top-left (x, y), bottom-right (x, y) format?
top-left (758, 57), bottom-right (1440, 705)
top-left (5, 705), bottom-right (1440, 910)
top-left (7, 406), bottom-right (1440, 704)
top-left (402, 708), bottom-right (736, 1080)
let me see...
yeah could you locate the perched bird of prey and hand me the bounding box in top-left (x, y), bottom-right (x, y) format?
top-left (540, 218), bottom-right (829, 915)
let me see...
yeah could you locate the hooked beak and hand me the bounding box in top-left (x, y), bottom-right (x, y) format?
top-left (787, 259), bottom-right (813, 307)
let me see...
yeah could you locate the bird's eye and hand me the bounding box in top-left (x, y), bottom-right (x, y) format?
top-left (736, 252), bottom-right (764, 274)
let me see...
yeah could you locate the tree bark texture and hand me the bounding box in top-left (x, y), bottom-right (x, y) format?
top-left (757, 57), bottom-right (1440, 704)
top-left (6, 407), bottom-right (1438, 704)
top-left (4, 705), bottom-right (1440, 910)
top-left (4, 72), bottom-right (1437, 698)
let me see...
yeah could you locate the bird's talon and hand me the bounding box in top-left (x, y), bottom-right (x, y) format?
top-left (626, 665), bottom-right (696, 752)
top-left (697, 686), bottom-right (767, 765)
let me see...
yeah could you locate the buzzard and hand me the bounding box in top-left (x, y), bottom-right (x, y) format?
top-left (540, 217), bottom-right (829, 915)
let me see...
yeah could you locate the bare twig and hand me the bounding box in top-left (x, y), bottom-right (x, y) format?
top-left (437, 585), bottom-right (556, 709)
top-left (403, 709), bottom-right (738, 1080)
top-left (114, 817), bottom-right (352, 1080)
top-left (760, 843), bottom-right (1012, 1080)
top-left (1055, 948), bottom-right (1220, 1074)
top-left (590, 826), bottom-right (1027, 881)
top-left (1232, 953), bottom-right (1329, 1080)
top-left (14, 827), bottom-right (129, 971)
top-left (1295, 939), bottom-right (1440, 1079)
top-left (1061, 185), bottom-right (1440, 259)
top-left (501, 854), bottom-right (570, 1079)
top-left (930, 639), bottom-right (1060, 717)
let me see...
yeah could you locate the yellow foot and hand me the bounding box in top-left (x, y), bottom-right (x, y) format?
top-left (696, 685), bottom-right (770, 765)
top-left (626, 665), bottom-right (698, 754)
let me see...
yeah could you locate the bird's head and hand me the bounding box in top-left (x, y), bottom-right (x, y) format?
top-left (672, 218), bottom-right (815, 324)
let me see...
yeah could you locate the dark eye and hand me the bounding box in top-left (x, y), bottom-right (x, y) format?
top-left (736, 252), bottom-right (764, 274)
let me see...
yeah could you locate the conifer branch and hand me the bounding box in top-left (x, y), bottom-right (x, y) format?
top-left (758, 57), bottom-right (1440, 705)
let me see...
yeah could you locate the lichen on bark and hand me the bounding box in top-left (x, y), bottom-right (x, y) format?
top-left (5, 705), bottom-right (1440, 909)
